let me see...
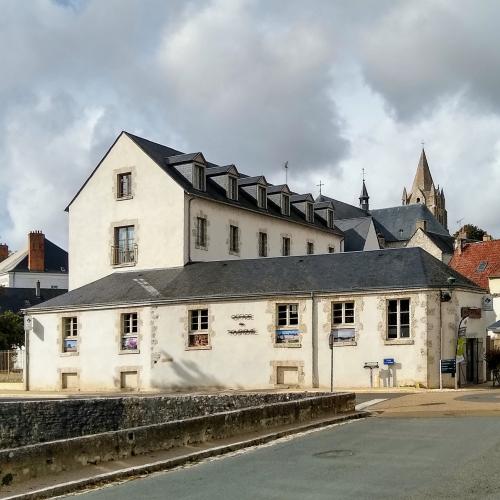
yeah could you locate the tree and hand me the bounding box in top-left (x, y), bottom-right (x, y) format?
top-left (0, 311), bottom-right (24, 350)
top-left (453, 224), bottom-right (488, 241)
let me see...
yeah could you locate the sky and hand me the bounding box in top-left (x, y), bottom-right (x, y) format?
top-left (1, 0), bottom-right (500, 251)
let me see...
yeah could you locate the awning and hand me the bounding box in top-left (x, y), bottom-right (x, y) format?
top-left (487, 320), bottom-right (500, 332)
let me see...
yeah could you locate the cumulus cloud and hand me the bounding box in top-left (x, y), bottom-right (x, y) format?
top-left (0, 0), bottom-right (499, 250)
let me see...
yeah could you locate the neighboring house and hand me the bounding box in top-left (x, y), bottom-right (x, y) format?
top-left (0, 231), bottom-right (68, 289)
top-left (0, 287), bottom-right (66, 314)
top-left (66, 132), bottom-right (344, 290)
top-left (26, 247), bottom-right (485, 392)
top-left (449, 237), bottom-right (500, 350)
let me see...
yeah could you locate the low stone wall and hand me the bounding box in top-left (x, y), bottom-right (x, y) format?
top-left (0, 392), bottom-right (355, 488)
top-left (0, 392), bottom-right (328, 449)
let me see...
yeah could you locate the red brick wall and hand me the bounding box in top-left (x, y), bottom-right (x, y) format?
top-left (28, 231), bottom-right (45, 272)
top-left (0, 244), bottom-right (8, 263)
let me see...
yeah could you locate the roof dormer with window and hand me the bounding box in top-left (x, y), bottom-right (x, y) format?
top-left (238, 176), bottom-right (268, 209)
top-left (267, 185), bottom-right (291, 216)
top-left (314, 201), bottom-right (335, 229)
top-left (206, 164), bottom-right (239, 201)
top-left (290, 193), bottom-right (315, 223)
top-left (165, 152), bottom-right (207, 192)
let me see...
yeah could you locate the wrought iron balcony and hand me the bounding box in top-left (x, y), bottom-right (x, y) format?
top-left (111, 244), bottom-right (138, 266)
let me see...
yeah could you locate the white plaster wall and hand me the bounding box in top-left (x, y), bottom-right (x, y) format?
top-left (4, 272), bottom-right (68, 289)
top-left (68, 134), bottom-right (186, 290)
top-left (189, 198), bottom-right (342, 262)
top-left (406, 229), bottom-right (443, 261)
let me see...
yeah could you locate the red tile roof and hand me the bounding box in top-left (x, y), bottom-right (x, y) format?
top-left (449, 240), bottom-right (500, 289)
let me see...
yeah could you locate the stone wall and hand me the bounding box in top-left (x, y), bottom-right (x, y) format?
top-left (0, 392), bottom-right (329, 449)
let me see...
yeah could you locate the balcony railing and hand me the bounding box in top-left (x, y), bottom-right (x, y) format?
top-left (111, 244), bottom-right (138, 266)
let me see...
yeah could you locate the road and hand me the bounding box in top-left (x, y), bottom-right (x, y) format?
top-left (68, 415), bottom-right (500, 500)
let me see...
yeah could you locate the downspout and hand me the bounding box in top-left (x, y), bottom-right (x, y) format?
top-left (311, 291), bottom-right (319, 388)
top-left (186, 196), bottom-right (195, 264)
top-left (439, 290), bottom-right (443, 389)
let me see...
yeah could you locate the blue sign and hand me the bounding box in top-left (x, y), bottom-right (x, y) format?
top-left (383, 358), bottom-right (395, 365)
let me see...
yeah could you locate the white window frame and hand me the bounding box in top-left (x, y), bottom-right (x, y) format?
top-left (387, 298), bottom-right (411, 339)
top-left (227, 175), bottom-right (238, 201)
top-left (257, 185), bottom-right (267, 209)
top-left (121, 312), bottom-right (139, 351)
top-left (276, 304), bottom-right (299, 327)
top-left (117, 172), bottom-right (132, 199)
top-left (229, 225), bottom-right (240, 253)
top-left (188, 309), bottom-right (210, 347)
top-left (331, 302), bottom-right (355, 343)
top-left (62, 317), bottom-right (78, 353)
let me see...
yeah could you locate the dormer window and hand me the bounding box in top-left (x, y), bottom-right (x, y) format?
top-left (257, 186), bottom-right (267, 209)
top-left (306, 203), bottom-right (314, 223)
top-left (117, 173), bottom-right (132, 199)
top-left (327, 209), bottom-right (334, 228)
top-left (193, 164), bottom-right (206, 191)
top-left (282, 194), bottom-right (290, 216)
top-left (228, 175), bottom-right (238, 201)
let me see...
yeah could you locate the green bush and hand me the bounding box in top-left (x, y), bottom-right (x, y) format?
top-left (0, 311), bottom-right (24, 350)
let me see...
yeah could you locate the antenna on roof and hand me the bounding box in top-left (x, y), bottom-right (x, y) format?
top-left (284, 161), bottom-right (288, 184)
top-left (317, 180), bottom-right (324, 196)
top-left (456, 217), bottom-right (464, 227)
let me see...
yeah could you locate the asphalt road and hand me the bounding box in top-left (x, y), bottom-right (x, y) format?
top-left (68, 416), bottom-right (500, 500)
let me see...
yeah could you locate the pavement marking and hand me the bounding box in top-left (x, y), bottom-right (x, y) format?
top-left (355, 398), bottom-right (387, 411)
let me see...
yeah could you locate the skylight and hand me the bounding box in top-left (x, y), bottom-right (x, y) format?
top-left (476, 261), bottom-right (488, 272)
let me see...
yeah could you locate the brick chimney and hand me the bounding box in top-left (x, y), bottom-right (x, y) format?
top-left (0, 244), bottom-right (8, 263)
top-left (28, 231), bottom-right (45, 272)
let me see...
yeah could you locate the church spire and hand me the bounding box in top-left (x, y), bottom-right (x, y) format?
top-left (411, 148), bottom-right (435, 194)
top-left (359, 178), bottom-right (369, 211)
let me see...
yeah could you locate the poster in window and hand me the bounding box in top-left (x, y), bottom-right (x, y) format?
top-left (275, 329), bottom-right (300, 344)
top-left (122, 336), bottom-right (138, 350)
top-left (332, 328), bottom-right (355, 342)
top-left (64, 338), bottom-right (77, 351)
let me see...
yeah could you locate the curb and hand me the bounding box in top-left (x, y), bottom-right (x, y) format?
top-left (3, 411), bottom-right (366, 500)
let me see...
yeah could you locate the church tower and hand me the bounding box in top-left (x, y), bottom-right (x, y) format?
top-left (402, 149), bottom-right (448, 229)
top-left (359, 179), bottom-right (369, 211)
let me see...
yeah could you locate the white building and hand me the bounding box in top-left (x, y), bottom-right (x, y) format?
top-left (26, 248), bottom-right (486, 392)
top-left (67, 132), bottom-right (344, 290)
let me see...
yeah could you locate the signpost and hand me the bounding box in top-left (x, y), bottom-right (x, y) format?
top-left (328, 332), bottom-right (334, 392)
top-left (383, 358), bottom-right (395, 387)
top-left (364, 362), bottom-right (379, 388)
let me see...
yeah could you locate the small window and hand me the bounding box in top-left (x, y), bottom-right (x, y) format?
top-left (327, 209), bottom-right (334, 229)
top-left (62, 317), bottom-right (78, 353)
top-left (259, 232), bottom-right (268, 257)
top-left (307, 242), bottom-right (314, 255)
top-left (193, 164), bottom-right (206, 191)
top-left (276, 304), bottom-right (300, 345)
top-left (328, 246), bottom-right (335, 254)
top-left (306, 203), bottom-right (314, 223)
top-left (333, 302), bottom-right (355, 325)
top-left (229, 225), bottom-right (239, 253)
top-left (282, 236), bottom-right (291, 256)
top-left (476, 261), bottom-right (488, 272)
top-left (189, 309), bottom-right (209, 347)
top-left (121, 312), bottom-right (138, 350)
top-left (387, 299), bottom-right (410, 339)
top-left (228, 176), bottom-right (238, 201)
top-left (282, 194), bottom-right (290, 216)
top-left (196, 217), bottom-right (207, 248)
top-left (257, 186), bottom-right (267, 209)
top-left (113, 225), bottom-right (136, 265)
top-left (117, 173), bottom-right (132, 198)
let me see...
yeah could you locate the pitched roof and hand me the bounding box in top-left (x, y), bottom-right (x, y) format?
top-left (424, 231), bottom-right (454, 254)
top-left (28, 247), bottom-right (480, 312)
top-left (316, 195), bottom-right (367, 220)
top-left (0, 239), bottom-right (68, 274)
top-left (0, 288), bottom-right (67, 314)
top-left (449, 240), bottom-right (500, 289)
top-left (335, 217), bottom-right (374, 252)
top-left (371, 204), bottom-right (449, 242)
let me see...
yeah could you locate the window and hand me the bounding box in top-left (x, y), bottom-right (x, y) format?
top-left (113, 225), bottom-right (136, 265)
top-left (117, 173), bottom-right (132, 198)
top-left (281, 194), bottom-right (290, 216)
top-left (276, 304), bottom-right (300, 345)
top-left (229, 225), bottom-right (239, 253)
top-left (328, 246), bottom-right (335, 254)
top-left (332, 303), bottom-right (355, 343)
top-left (327, 209), bottom-right (334, 229)
top-left (476, 261), bottom-right (488, 272)
top-left (307, 242), bottom-right (314, 255)
top-left (189, 309), bottom-right (209, 347)
top-left (62, 317), bottom-right (78, 352)
top-left (257, 186), bottom-right (267, 209)
top-left (121, 312), bottom-right (138, 350)
top-left (228, 176), bottom-right (238, 200)
top-left (193, 164), bottom-right (206, 191)
top-left (306, 203), bottom-right (314, 223)
top-left (258, 232), bottom-right (268, 257)
top-left (387, 299), bottom-right (410, 339)
top-left (196, 217), bottom-right (207, 248)
top-left (282, 236), bottom-right (291, 256)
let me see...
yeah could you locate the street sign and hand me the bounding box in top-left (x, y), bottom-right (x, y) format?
top-left (383, 358), bottom-right (395, 365)
top-left (482, 295), bottom-right (493, 311)
top-left (440, 359), bottom-right (456, 374)
top-left (24, 316), bottom-right (33, 331)
top-left (364, 362), bottom-right (379, 369)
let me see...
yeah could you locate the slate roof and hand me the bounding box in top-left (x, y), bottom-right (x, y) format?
top-left (28, 247), bottom-right (480, 312)
top-left (335, 217), bottom-right (374, 252)
top-left (449, 240), bottom-right (500, 289)
top-left (424, 231), bottom-right (454, 255)
top-left (0, 239), bottom-right (68, 274)
top-left (0, 288), bottom-right (67, 314)
top-left (371, 204), bottom-right (449, 242)
top-left (316, 195), bottom-right (368, 220)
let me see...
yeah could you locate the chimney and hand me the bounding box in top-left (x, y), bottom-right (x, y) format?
top-left (483, 234), bottom-right (492, 242)
top-left (416, 219), bottom-right (427, 232)
top-left (28, 231), bottom-right (45, 272)
top-left (35, 280), bottom-right (41, 298)
top-left (0, 244), bottom-right (8, 263)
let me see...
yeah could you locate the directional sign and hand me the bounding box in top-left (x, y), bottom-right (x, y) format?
top-left (24, 316), bottom-right (33, 331)
top-left (440, 359), bottom-right (456, 374)
top-left (383, 358), bottom-right (395, 366)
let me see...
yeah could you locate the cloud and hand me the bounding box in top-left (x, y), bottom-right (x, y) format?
top-left (0, 0), bottom-right (500, 251)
